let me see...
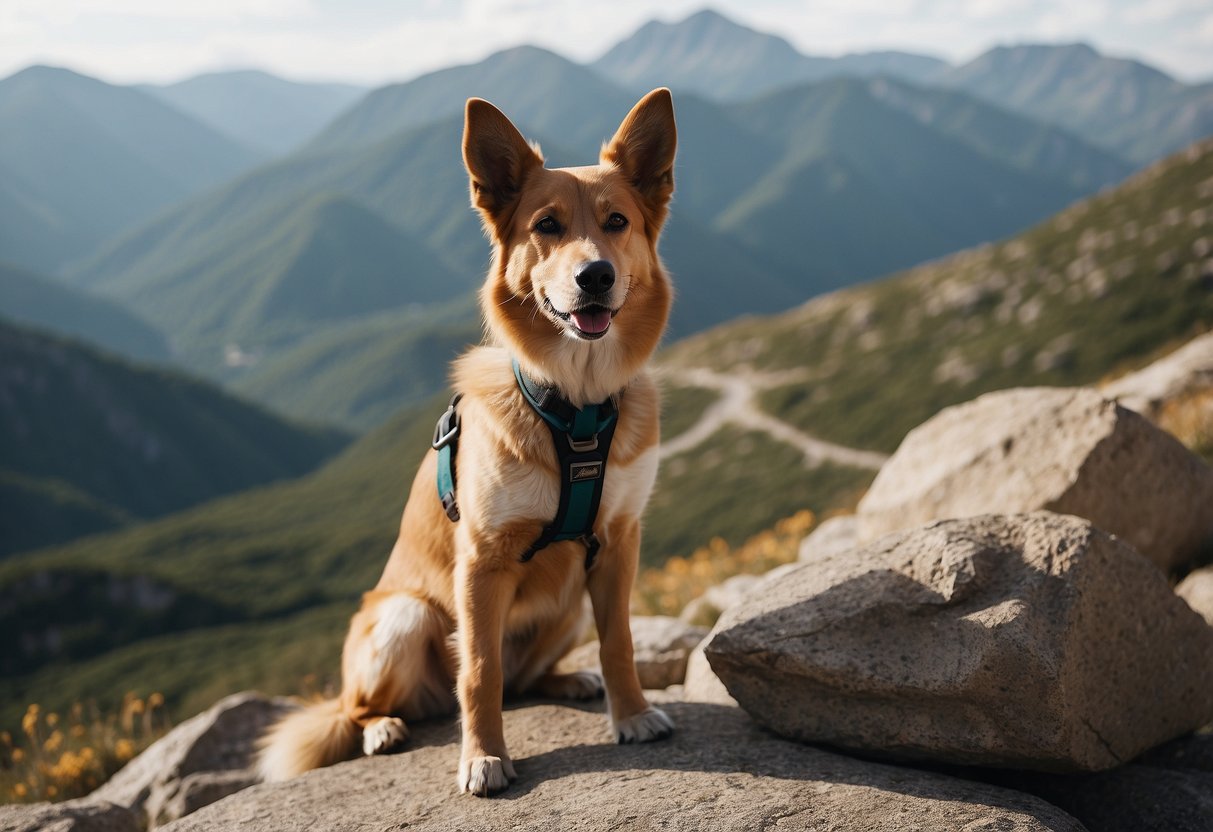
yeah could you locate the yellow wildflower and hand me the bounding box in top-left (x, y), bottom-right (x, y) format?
top-left (114, 738), bottom-right (135, 761)
top-left (43, 730), bottom-right (64, 753)
top-left (11, 748), bottom-right (25, 763)
top-left (12, 783), bottom-right (27, 798)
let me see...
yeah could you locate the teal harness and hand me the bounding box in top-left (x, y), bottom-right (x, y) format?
top-left (432, 358), bottom-right (619, 569)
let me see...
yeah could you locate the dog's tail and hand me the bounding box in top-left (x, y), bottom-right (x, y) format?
top-left (257, 697), bottom-right (360, 782)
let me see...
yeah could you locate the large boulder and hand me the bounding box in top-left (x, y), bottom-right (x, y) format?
top-left (705, 512), bottom-right (1213, 772)
top-left (857, 387), bottom-right (1213, 572)
top-left (157, 702), bottom-right (1084, 831)
top-left (88, 691), bottom-right (292, 827)
top-left (799, 514), bottom-right (859, 564)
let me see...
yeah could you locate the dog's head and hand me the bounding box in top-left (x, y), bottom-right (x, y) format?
top-left (462, 89), bottom-right (676, 404)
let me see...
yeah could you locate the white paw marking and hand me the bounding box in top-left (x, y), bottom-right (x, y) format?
top-left (362, 716), bottom-right (408, 756)
top-left (613, 706), bottom-right (674, 744)
top-left (458, 755), bottom-right (517, 796)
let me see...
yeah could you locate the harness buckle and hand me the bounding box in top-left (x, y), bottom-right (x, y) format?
top-left (567, 433), bottom-right (599, 452)
top-left (440, 492), bottom-right (460, 522)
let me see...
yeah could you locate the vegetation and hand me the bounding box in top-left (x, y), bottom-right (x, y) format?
top-left (1, 694), bottom-right (170, 804)
top-left (0, 321), bottom-right (348, 556)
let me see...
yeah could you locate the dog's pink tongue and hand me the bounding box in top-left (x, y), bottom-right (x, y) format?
top-left (571, 309), bottom-right (611, 334)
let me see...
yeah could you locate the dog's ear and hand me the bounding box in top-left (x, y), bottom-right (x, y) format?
top-left (601, 88), bottom-right (677, 230)
top-left (463, 98), bottom-right (544, 238)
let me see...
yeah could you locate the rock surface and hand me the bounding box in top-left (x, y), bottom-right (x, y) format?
top-left (856, 387), bottom-right (1213, 572)
top-left (88, 691), bottom-right (292, 827)
top-left (0, 799), bottom-right (138, 832)
top-left (799, 514), bottom-right (860, 563)
top-left (680, 637), bottom-right (737, 706)
top-left (706, 512), bottom-right (1213, 772)
top-left (158, 702), bottom-right (1084, 832)
top-left (1102, 330), bottom-right (1213, 417)
top-left (561, 616), bottom-right (708, 689)
top-left (1177, 565), bottom-right (1213, 627)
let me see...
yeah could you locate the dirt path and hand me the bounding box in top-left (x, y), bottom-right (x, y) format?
top-left (659, 367), bottom-right (889, 470)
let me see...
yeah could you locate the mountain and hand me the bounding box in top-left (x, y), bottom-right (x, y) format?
top-left (6, 135), bottom-right (1211, 733)
top-left (713, 76), bottom-right (1131, 292)
top-left (84, 191), bottom-right (467, 372)
top-left (0, 260), bottom-right (170, 363)
top-left (65, 45), bottom-right (1134, 429)
top-left (592, 10), bottom-right (948, 101)
top-left (937, 43), bottom-right (1213, 164)
top-left (0, 320), bottom-right (349, 557)
top-left (306, 46), bottom-right (635, 154)
top-left (140, 69), bottom-right (367, 155)
top-left (0, 65), bottom-right (265, 273)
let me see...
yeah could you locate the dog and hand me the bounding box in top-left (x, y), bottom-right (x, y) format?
top-left (258, 88), bottom-right (678, 796)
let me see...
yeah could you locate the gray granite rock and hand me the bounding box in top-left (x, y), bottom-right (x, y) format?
top-left (799, 514), bottom-right (860, 563)
top-left (856, 387), bottom-right (1213, 573)
top-left (706, 512), bottom-right (1213, 771)
top-left (561, 615), bottom-right (708, 689)
top-left (1177, 566), bottom-right (1213, 627)
top-left (158, 702), bottom-right (1084, 832)
top-left (0, 799), bottom-right (138, 832)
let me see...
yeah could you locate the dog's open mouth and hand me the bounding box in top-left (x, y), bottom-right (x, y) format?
top-left (543, 298), bottom-right (619, 340)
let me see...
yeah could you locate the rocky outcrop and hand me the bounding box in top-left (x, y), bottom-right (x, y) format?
top-left (157, 702), bottom-right (1083, 832)
top-left (1102, 330), bottom-right (1213, 417)
top-left (0, 799), bottom-right (138, 832)
top-left (798, 514), bottom-right (859, 563)
top-left (705, 512), bottom-right (1213, 772)
top-left (1177, 566), bottom-right (1213, 627)
top-left (88, 691), bottom-right (291, 827)
top-left (856, 387), bottom-right (1213, 572)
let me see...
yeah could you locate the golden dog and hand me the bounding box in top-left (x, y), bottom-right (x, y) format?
top-left (258, 88), bottom-right (677, 796)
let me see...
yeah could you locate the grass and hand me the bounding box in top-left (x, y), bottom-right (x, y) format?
top-left (659, 382), bottom-right (718, 441)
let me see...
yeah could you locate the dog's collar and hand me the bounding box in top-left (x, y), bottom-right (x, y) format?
top-left (511, 358), bottom-right (619, 436)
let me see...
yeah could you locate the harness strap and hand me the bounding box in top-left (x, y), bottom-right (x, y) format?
top-left (430, 361), bottom-right (619, 571)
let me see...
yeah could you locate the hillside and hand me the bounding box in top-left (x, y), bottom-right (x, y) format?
top-left (0, 321), bottom-right (349, 557)
top-left (0, 65), bottom-right (264, 273)
top-left (938, 43), bottom-right (1213, 164)
top-left (715, 76), bottom-right (1129, 289)
top-left (141, 69), bottom-right (366, 155)
top-left (3, 136), bottom-right (1209, 735)
top-left (0, 260), bottom-right (169, 364)
top-left (592, 10), bottom-right (947, 100)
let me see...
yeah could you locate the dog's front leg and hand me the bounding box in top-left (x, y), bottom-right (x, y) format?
top-left (588, 519), bottom-right (674, 744)
top-left (454, 551), bottom-right (519, 796)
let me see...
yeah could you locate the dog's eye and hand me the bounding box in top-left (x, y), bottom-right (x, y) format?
top-left (605, 213), bottom-right (628, 231)
top-left (534, 216), bottom-right (561, 235)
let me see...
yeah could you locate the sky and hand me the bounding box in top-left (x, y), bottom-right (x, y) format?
top-left (2, 0), bottom-right (1211, 87)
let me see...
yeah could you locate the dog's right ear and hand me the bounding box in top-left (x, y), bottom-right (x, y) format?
top-left (463, 99), bottom-right (544, 238)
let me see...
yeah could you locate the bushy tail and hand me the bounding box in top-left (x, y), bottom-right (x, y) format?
top-left (257, 697), bottom-right (360, 782)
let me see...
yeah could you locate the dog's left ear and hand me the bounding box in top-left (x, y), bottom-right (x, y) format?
top-left (601, 88), bottom-right (677, 230)
top-left (463, 98), bottom-right (545, 239)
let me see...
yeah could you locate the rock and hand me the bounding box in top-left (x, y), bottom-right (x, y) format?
top-left (158, 702), bottom-right (1084, 832)
top-left (1102, 330), bottom-right (1213, 417)
top-left (705, 512), bottom-right (1213, 772)
top-left (680, 564), bottom-right (801, 626)
top-left (88, 691), bottom-right (292, 827)
top-left (1177, 566), bottom-right (1213, 627)
top-left (0, 799), bottom-right (138, 832)
top-left (560, 616), bottom-right (707, 689)
top-left (681, 637), bottom-right (737, 706)
top-left (856, 387), bottom-right (1213, 572)
top-left (155, 771), bottom-right (259, 827)
top-left (799, 514), bottom-right (860, 563)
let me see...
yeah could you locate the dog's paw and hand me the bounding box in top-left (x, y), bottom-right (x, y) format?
top-left (362, 716), bottom-right (408, 756)
top-left (458, 755), bottom-right (517, 797)
top-left (535, 670), bottom-right (604, 700)
top-left (613, 706), bottom-right (674, 744)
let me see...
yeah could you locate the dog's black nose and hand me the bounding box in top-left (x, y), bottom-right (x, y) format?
top-left (575, 260), bottom-right (615, 295)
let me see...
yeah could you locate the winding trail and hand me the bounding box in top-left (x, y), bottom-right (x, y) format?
top-left (658, 366), bottom-right (889, 470)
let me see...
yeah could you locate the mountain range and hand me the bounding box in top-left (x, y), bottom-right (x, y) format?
top-left (52, 38), bottom-right (1132, 428)
top-left (0, 66), bottom-right (265, 274)
top-left (2, 132), bottom-right (1208, 732)
top-left (139, 69), bottom-right (366, 155)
